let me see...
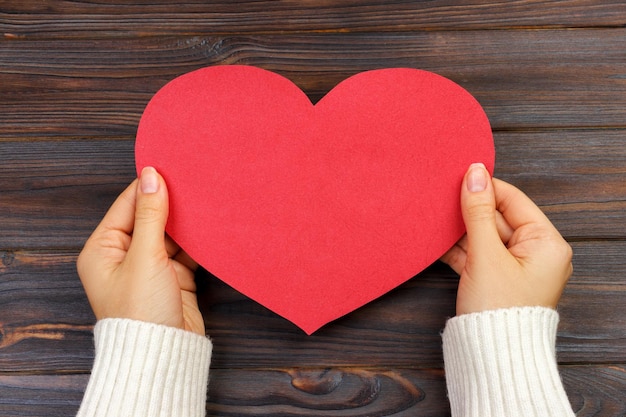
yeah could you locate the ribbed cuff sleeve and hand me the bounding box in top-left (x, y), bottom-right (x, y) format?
top-left (442, 307), bottom-right (575, 417)
top-left (77, 319), bottom-right (212, 417)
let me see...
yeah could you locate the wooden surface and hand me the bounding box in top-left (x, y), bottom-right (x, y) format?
top-left (1, 1), bottom-right (625, 416)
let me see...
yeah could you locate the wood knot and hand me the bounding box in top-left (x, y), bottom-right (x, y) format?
top-left (289, 368), bottom-right (427, 411)
top-left (290, 368), bottom-right (343, 395)
top-left (288, 368), bottom-right (384, 408)
top-left (2, 251), bottom-right (15, 267)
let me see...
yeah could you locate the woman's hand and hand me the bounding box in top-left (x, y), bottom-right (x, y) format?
top-left (441, 163), bottom-right (573, 315)
top-left (77, 167), bottom-right (205, 335)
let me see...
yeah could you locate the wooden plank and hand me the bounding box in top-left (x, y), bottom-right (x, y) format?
top-left (0, 140), bottom-right (135, 249)
top-left (0, 251), bottom-right (95, 373)
top-left (558, 241), bottom-right (626, 363)
top-left (562, 365), bottom-right (626, 417)
top-left (206, 368), bottom-right (447, 417)
top-left (1, 129), bottom-right (625, 249)
top-left (1, 30), bottom-right (625, 136)
top-left (207, 365), bottom-right (626, 417)
top-left (493, 129), bottom-right (626, 240)
top-left (0, 374), bottom-right (86, 417)
top-left (1, 1), bottom-right (624, 37)
top-left (0, 365), bottom-right (624, 416)
top-left (0, 140), bottom-right (136, 250)
top-left (1, 242), bottom-right (624, 373)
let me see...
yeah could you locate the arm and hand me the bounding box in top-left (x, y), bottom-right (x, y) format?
top-left (76, 167), bottom-right (211, 417)
top-left (440, 163), bottom-right (575, 417)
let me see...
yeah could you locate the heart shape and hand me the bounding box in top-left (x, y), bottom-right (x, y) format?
top-left (135, 65), bottom-right (494, 334)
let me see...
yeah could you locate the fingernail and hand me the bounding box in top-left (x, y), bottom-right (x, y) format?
top-left (140, 166), bottom-right (159, 194)
top-left (467, 163), bottom-right (488, 192)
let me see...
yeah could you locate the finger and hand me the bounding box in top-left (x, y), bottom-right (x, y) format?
top-left (440, 242), bottom-right (467, 275)
top-left (172, 262), bottom-right (198, 292)
top-left (128, 167), bottom-right (169, 257)
top-left (91, 179), bottom-right (139, 237)
top-left (454, 211), bottom-right (512, 250)
top-left (460, 163), bottom-right (505, 255)
top-left (165, 234), bottom-right (181, 258)
top-left (495, 210), bottom-right (515, 245)
top-left (441, 214), bottom-right (512, 276)
top-left (492, 178), bottom-right (557, 232)
top-left (165, 235), bottom-right (199, 271)
top-left (455, 234), bottom-right (468, 253)
top-left (448, 215), bottom-right (511, 255)
top-left (173, 250), bottom-right (199, 272)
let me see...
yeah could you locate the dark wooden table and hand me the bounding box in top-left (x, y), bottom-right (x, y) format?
top-left (1, 2), bottom-right (625, 416)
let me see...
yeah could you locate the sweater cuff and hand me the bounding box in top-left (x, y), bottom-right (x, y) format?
top-left (77, 318), bottom-right (212, 417)
top-left (442, 307), bottom-right (574, 417)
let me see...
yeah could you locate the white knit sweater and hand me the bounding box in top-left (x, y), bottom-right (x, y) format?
top-left (442, 307), bottom-right (575, 417)
top-left (78, 307), bottom-right (575, 416)
top-left (76, 319), bottom-right (212, 417)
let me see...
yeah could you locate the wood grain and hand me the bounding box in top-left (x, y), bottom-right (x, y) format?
top-left (1, 30), bottom-right (625, 139)
top-left (1, 0), bottom-right (625, 415)
top-left (1, 0), bottom-right (625, 37)
top-left (0, 366), bottom-right (624, 416)
top-left (0, 374), bottom-right (86, 417)
top-left (0, 140), bottom-right (135, 250)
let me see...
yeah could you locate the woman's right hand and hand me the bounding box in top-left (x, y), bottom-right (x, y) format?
top-left (440, 163), bottom-right (573, 315)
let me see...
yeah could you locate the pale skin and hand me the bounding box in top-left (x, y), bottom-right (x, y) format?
top-left (441, 163), bottom-right (573, 315)
top-left (77, 163), bottom-right (573, 332)
top-left (77, 167), bottom-right (204, 335)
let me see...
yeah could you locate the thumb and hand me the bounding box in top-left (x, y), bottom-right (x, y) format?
top-left (129, 166), bottom-right (169, 257)
top-left (460, 163), bottom-right (502, 255)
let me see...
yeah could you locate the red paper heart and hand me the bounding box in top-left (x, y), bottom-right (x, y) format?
top-left (135, 65), bottom-right (494, 334)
